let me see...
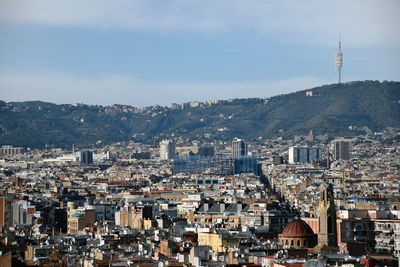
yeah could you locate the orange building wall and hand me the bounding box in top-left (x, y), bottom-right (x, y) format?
top-left (0, 252), bottom-right (12, 267)
top-left (303, 217), bottom-right (318, 234)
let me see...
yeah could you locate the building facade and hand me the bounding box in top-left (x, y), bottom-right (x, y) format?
top-left (160, 140), bottom-right (175, 160)
top-left (333, 140), bottom-right (350, 160)
top-left (314, 183), bottom-right (338, 252)
top-left (288, 146), bottom-right (321, 164)
top-left (0, 145), bottom-right (24, 157)
top-left (232, 138), bottom-right (247, 159)
top-left (234, 156), bottom-right (259, 175)
top-left (80, 150), bottom-right (93, 164)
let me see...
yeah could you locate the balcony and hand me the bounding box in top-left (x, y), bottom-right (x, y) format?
top-left (375, 234), bottom-right (393, 241)
top-left (375, 226), bottom-right (392, 233)
top-left (375, 241), bottom-right (394, 250)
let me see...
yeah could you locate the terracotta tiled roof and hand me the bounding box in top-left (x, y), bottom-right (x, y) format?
top-left (281, 218), bottom-right (315, 236)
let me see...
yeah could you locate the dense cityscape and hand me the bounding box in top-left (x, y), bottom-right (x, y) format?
top-left (1, 1), bottom-right (399, 267)
top-left (0, 126), bottom-right (399, 266)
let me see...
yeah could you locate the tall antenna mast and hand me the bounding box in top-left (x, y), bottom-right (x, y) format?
top-left (336, 30), bottom-right (343, 83)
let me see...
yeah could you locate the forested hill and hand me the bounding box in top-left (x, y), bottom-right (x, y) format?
top-left (1, 80), bottom-right (399, 148)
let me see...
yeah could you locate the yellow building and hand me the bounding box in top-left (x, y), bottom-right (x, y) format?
top-left (143, 219), bottom-right (156, 230)
top-left (198, 231), bottom-right (239, 253)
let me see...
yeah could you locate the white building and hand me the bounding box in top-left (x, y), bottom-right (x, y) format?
top-left (288, 146), bottom-right (321, 164)
top-left (160, 140), bottom-right (175, 160)
top-left (232, 138), bottom-right (247, 159)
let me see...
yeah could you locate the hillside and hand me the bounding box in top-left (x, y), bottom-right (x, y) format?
top-left (1, 80), bottom-right (399, 148)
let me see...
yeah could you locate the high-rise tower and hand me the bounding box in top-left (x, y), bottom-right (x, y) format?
top-left (333, 140), bottom-right (350, 161)
top-left (336, 32), bottom-right (343, 83)
top-left (232, 138), bottom-right (247, 159)
top-left (80, 150), bottom-right (93, 165)
top-left (288, 146), bottom-right (321, 164)
top-left (314, 183), bottom-right (338, 252)
top-left (159, 140), bottom-right (175, 160)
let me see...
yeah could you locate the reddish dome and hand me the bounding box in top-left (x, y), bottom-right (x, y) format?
top-left (281, 218), bottom-right (315, 236)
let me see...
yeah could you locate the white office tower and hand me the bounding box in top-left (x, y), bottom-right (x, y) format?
top-left (232, 138), bottom-right (247, 159)
top-left (159, 140), bottom-right (175, 160)
top-left (289, 146), bottom-right (321, 164)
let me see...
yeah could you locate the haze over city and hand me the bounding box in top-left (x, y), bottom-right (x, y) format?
top-left (0, 0), bottom-right (399, 106)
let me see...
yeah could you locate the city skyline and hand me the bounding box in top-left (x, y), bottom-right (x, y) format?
top-left (0, 2), bottom-right (399, 265)
top-left (0, 1), bottom-right (399, 107)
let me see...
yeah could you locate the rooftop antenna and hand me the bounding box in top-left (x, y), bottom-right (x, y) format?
top-left (336, 30), bottom-right (343, 83)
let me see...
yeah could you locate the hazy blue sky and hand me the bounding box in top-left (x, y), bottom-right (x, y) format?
top-left (0, 0), bottom-right (399, 107)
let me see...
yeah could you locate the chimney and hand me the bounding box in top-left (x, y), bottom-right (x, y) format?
top-left (203, 203), bottom-right (209, 212)
top-left (237, 204), bottom-right (242, 213)
top-left (220, 203), bottom-right (225, 212)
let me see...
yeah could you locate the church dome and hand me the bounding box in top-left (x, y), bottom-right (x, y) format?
top-left (279, 218), bottom-right (317, 249)
top-left (281, 218), bottom-right (315, 236)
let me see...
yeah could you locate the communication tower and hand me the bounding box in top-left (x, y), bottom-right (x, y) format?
top-left (336, 32), bottom-right (343, 83)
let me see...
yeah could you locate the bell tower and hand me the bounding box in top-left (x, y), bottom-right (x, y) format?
top-left (315, 183), bottom-right (338, 252)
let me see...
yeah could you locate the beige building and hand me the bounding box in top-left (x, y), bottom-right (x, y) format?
top-left (115, 205), bottom-right (153, 230)
top-left (198, 231), bottom-right (239, 253)
top-left (67, 209), bottom-right (95, 234)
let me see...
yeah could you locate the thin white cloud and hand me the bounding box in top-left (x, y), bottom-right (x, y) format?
top-left (0, 0), bottom-right (399, 47)
top-left (0, 71), bottom-right (325, 107)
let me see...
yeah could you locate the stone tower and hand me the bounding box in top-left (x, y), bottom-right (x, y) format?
top-left (315, 183), bottom-right (338, 252)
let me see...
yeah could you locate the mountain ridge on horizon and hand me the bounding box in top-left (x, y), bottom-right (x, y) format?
top-left (1, 80), bottom-right (399, 148)
top-left (4, 80), bottom-right (398, 109)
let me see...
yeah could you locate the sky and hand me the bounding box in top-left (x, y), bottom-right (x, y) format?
top-left (0, 0), bottom-right (399, 107)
